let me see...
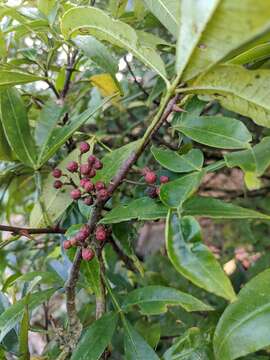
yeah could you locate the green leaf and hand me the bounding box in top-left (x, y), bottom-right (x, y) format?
top-left (142, 0), bottom-right (180, 37)
top-left (163, 327), bottom-right (214, 360)
top-left (0, 288), bottom-right (55, 343)
top-left (19, 305), bottom-right (29, 360)
top-left (214, 269), bottom-right (270, 360)
top-left (100, 197), bottom-right (167, 224)
top-left (151, 147), bottom-right (204, 173)
top-left (229, 42), bottom-right (270, 66)
top-left (73, 35), bottom-right (118, 77)
top-left (0, 120), bottom-right (13, 161)
top-left (176, 0), bottom-right (219, 77)
top-left (174, 115), bottom-right (252, 149)
top-left (70, 312), bottom-right (118, 360)
top-left (180, 65), bottom-right (270, 128)
top-left (121, 285), bottom-right (213, 315)
top-left (37, 0), bottom-right (56, 16)
top-left (183, 196), bottom-right (270, 220)
top-left (60, 7), bottom-right (168, 85)
top-left (82, 257), bottom-right (101, 297)
top-left (35, 100), bottom-right (66, 155)
top-left (224, 136), bottom-right (270, 176)
top-left (124, 320), bottom-right (160, 360)
top-left (37, 97), bottom-right (109, 167)
top-left (166, 212), bottom-right (236, 301)
top-left (181, 0), bottom-right (270, 81)
top-left (0, 70), bottom-right (43, 88)
top-left (94, 140), bottom-right (141, 185)
top-left (0, 88), bottom-right (37, 168)
top-left (109, 0), bottom-right (128, 18)
top-left (160, 172), bottom-right (203, 208)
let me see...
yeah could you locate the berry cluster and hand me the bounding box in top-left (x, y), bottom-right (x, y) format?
top-left (52, 142), bottom-right (109, 206)
top-left (63, 224), bottom-right (108, 261)
top-left (142, 168), bottom-right (169, 198)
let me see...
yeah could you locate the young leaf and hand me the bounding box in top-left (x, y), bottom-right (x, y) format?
top-left (60, 7), bottom-right (168, 85)
top-left (70, 312), bottom-right (118, 360)
top-left (176, 0), bottom-right (219, 77)
top-left (181, 65), bottom-right (270, 128)
top-left (123, 319), bottom-right (160, 360)
top-left (214, 269), bottom-right (270, 360)
top-left (0, 120), bottom-right (13, 161)
top-left (0, 70), bottom-right (43, 88)
top-left (159, 172), bottom-right (203, 208)
top-left (121, 285), bottom-right (213, 315)
top-left (101, 197), bottom-right (167, 224)
top-left (166, 212), bottom-right (236, 301)
top-left (0, 88), bottom-right (37, 168)
top-left (0, 289), bottom-right (56, 343)
top-left (181, 0), bottom-right (270, 81)
top-left (142, 0), bottom-right (180, 37)
top-left (183, 196), bottom-right (270, 220)
top-left (151, 146), bottom-right (204, 173)
top-left (174, 115), bottom-right (252, 149)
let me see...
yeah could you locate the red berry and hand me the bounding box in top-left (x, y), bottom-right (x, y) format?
top-left (53, 180), bottom-right (63, 189)
top-left (89, 168), bottom-right (96, 178)
top-left (160, 175), bottom-right (169, 184)
top-left (84, 196), bottom-right (93, 206)
top-left (80, 178), bottom-right (88, 187)
top-left (82, 248), bottom-right (95, 261)
top-left (75, 230), bottom-right (87, 242)
top-left (67, 161), bottom-right (78, 173)
top-left (70, 237), bottom-right (78, 246)
top-left (81, 224), bottom-right (91, 236)
top-left (97, 188), bottom-right (108, 201)
top-left (144, 171), bottom-right (157, 184)
top-left (95, 181), bottom-right (105, 191)
top-left (95, 225), bottom-right (107, 242)
top-left (94, 159), bottom-right (103, 170)
top-left (87, 155), bottom-right (96, 166)
top-left (79, 142), bottom-right (90, 154)
top-left (141, 167), bottom-right (150, 176)
top-left (70, 188), bottom-right (81, 200)
top-left (52, 168), bottom-right (62, 178)
top-left (80, 163), bottom-right (91, 176)
top-left (63, 240), bottom-right (71, 249)
top-left (84, 180), bottom-right (94, 193)
top-left (147, 187), bottom-right (158, 198)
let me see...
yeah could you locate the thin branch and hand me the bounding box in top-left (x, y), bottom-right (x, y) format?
top-left (109, 236), bottom-right (138, 273)
top-left (124, 56), bottom-right (159, 105)
top-left (61, 49), bottom-right (79, 99)
top-left (0, 224), bottom-right (65, 235)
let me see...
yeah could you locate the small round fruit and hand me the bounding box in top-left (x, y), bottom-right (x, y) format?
top-left (63, 240), bottom-right (71, 249)
top-left (67, 161), bottom-right (78, 173)
top-left (97, 188), bottom-right (108, 201)
top-left (95, 225), bottom-right (107, 242)
top-left (84, 196), bottom-right (93, 206)
top-left (160, 175), bottom-right (169, 184)
top-left (147, 186), bottom-right (158, 198)
top-left (83, 180), bottom-right (94, 193)
top-left (53, 180), bottom-right (63, 189)
top-left (144, 171), bottom-right (157, 184)
top-left (81, 224), bottom-right (91, 236)
top-left (89, 168), bottom-right (96, 178)
top-left (80, 163), bottom-right (91, 176)
top-left (70, 237), bottom-right (78, 246)
top-left (75, 230), bottom-right (87, 242)
top-left (80, 178), bottom-right (88, 187)
top-left (95, 181), bottom-right (105, 191)
top-left (94, 159), bottom-right (103, 170)
top-left (52, 168), bottom-right (62, 178)
top-left (87, 155), bottom-right (96, 166)
top-left (70, 188), bottom-right (81, 200)
top-left (79, 142), bottom-right (90, 154)
top-left (82, 248), bottom-right (95, 261)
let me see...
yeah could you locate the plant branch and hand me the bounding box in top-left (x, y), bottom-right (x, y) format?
top-left (0, 225), bottom-right (65, 235)
top-left (61, 49), bottom-right (79, 99)
top-left (109, 236), bottom-right (138, 273)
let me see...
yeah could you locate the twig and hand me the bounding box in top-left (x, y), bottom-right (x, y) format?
top-left (124, 56), bottom-right (159, 105)
top-left (109, 236), bottom-right (138, 273)
top-left (0, 225), bottom-right (65, 235)
top-left (61, 49), bottom-right (79, 99)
